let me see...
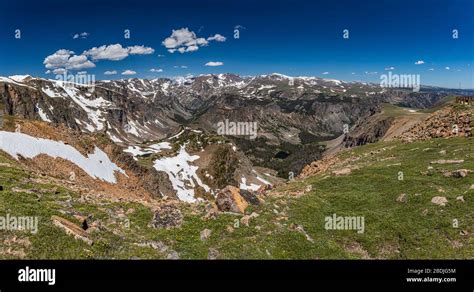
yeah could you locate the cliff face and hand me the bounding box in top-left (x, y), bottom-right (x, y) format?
top-left (1, 83), bottom-right (39, 119)
top-left (196, 94), bottom-right (380, 145)
top-left (343, 116), bottom-right (395, 148)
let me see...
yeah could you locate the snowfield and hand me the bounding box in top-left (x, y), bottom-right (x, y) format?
top-left (123, 142), bottom-right (172, 160)
top-left (55, 81), bottom-right (110, 131)
top-left (0, 131), bottom-right (125, 183)
top-left (0, 76), bottom-right (36, 89)
top-left (124, 146), bottom-right (154, 160)
top-left (153, 144), bottom-right (210, 202)
top-left (148, 142), bottom-right (172, 151)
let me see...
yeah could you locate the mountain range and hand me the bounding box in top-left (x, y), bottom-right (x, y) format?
top-left (1, 73), bottom-right (472, 200)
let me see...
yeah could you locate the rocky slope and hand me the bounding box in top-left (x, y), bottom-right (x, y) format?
top-left (398, 105), bottom-right (473, 141)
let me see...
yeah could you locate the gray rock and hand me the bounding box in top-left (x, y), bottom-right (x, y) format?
top-left (239, 189), bottom-right (260, 205)
top-left (452, 169), bottom-right (468, 178)
top-left (431, 196), bottom-right (448, 206)
top-left (396, 193), bottom-right (408, 203)
top-left (151, 205), bottom-right (183, 229)
top-left (208, 248), bottom-right (219, 260)
top-left (200, 228), bottom-right (212, 241)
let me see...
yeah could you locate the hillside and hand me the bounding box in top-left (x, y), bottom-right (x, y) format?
top-left (0, 103), bottom-right (472, 259)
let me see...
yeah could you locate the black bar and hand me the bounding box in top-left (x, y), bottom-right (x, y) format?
top-left (0, 260), bottom-right (472, 291)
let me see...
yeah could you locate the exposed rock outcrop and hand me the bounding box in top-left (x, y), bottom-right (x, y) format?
top-left (398, 106), bottom-right (472, 142)
top-left (343, 116), bottom-right (394, 148)
top-left (215, 186), bottom-right (248, 214)
top-left (51, 215), bottom-right (93, 245)
top-left (151, 205), bottom-right (183, 229)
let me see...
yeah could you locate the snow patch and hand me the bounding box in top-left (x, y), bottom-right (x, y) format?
top-left (124, 146), bottom-right (154, 160)
top-left (9, 75), bottom-right (31, 82)
top-left (153, 145), bottom-right (210, 202)
top-left (240, 177), bottom-right (261, 191)
top-left (36, 105), bottom-right (52, 122)
top-left (55, 81), bottom-right (110, 131)
top-left (148, 142), bottom-right (172, 151)
top-left (0, 131), bottom-right (125, 183)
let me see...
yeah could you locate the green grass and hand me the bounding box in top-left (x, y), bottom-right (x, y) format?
top-left (0, 137), bottom-right (472, 259)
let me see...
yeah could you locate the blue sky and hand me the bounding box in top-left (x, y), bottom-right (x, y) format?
top-left (0, 0), bottom-right (472, 88)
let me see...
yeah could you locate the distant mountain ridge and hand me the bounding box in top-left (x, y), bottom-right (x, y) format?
top-left (2, 73), bottom-right (467, 146)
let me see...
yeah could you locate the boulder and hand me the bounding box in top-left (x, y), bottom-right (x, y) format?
top-left (239, 189), bottom-right (260, 205)
top-left (396, 193), bottom-right (408, 203)
top-left (431, 196), bottom-right (448, 206)
top-left (73, 214), bottom-right (90, 230)
top-left (51, 215), bottom-right (93, 245)
top-left (208, 248), bottom-right (219, 260)
top-left (452, 169), bottom-right (468, 178)
top-left (202, 203), bottom-right (219, 220)
top-left (200, 229), bottom-right (212, 241)
top-left (216, 186), bottom-right (248, 214)
top-left (151, 205), bottom-right (183, 229)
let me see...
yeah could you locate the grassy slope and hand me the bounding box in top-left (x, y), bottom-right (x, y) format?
top-left (0, 135), bottom-right (472, 259)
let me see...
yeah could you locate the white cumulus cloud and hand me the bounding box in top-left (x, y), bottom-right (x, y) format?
top-left (53, 68), bottom-right (67, 74)
top-left (73, 32), bottom-right (89, 39)
top-left (385, 66), bottom-right (395, 70)
top-left (162, 28), bottom-right (225, 54)
top-left (207, 34), bottom-right (226, 42)
top-left (121, 70), bottom-right (136, 75)
top-left (43, 49), bottom-right (95, 71)
top-left (83, 44), bottom-right (155, 61)
top-left (415, 60), bottom-right (425, 65)
top-left (104, 70), bottom-right (117, 75)
top-left (44, 44), bottom-right (154, 72)
top-left (205, 61), bottom-right (224, 67)
top-left (84, 44), bottom-right (130, 61)
top-left (150, 68), bottom-right (163, 72)
top-left (128, 45), bottom-right (155, 55)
